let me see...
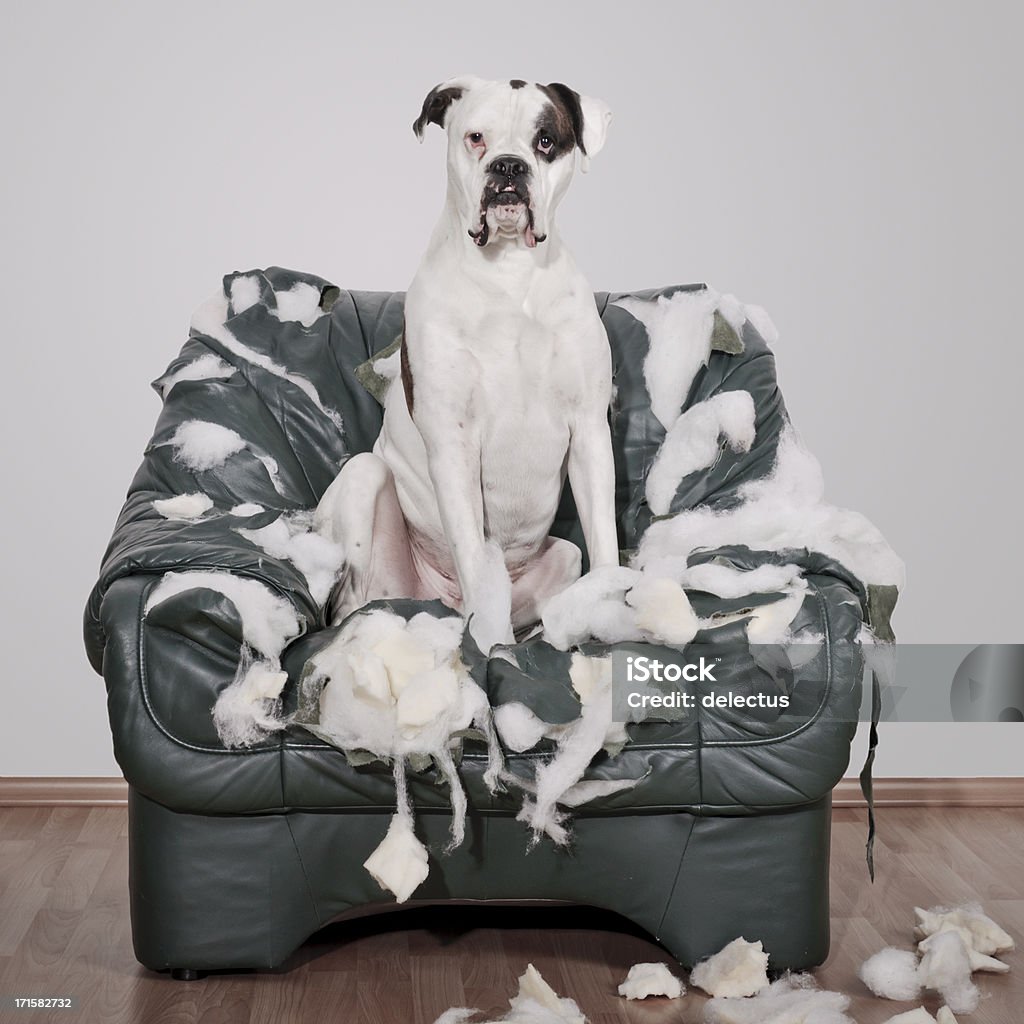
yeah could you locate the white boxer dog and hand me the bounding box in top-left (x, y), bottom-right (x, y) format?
top-left (316, 76), bottom-right (617, 653)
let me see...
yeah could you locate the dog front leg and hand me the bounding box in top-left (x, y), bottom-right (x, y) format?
top-left (568, 412), bottom-right (619, 570)
top-left (314, 452), bottom-right (418, 624)
top-left (420, 434), bottom-right (514, 652)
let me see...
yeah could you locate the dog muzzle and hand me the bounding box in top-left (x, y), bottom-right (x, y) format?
top-left (469, 157), bottom-right (547, 249)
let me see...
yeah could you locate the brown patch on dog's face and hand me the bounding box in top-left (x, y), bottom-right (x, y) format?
top-left (530, 104), bottom-right (567, 164)
top-left (536, 83), bottom-right (585, 158)
top-left (412, 84), bottom-right (465, 138)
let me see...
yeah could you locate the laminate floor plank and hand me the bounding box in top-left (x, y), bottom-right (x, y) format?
top-left (0, 811), bottom-right (82, 958)
top-left (0, 808), bottom-right (56, 842)
top-left (76, 808), bottom-right (127, 848)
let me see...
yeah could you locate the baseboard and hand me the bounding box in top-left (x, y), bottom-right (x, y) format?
top-left (0, 776), bottom-right (129, 806)
top-left (832, 776), bottom-right (1024, 807)
top-left (2, 776), bottom-right (1023, 808)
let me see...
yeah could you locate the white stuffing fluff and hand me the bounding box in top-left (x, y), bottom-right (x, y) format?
top-left (229, 274), bottom-right (262, 315)
top-left (614, 288), bottom-right (720, 431)
top-left (624, 573), bottom-right (701, 644)
top-left (514, 654), bottom-right (616, 845)
top-left (158, 353), bottom-right (235, 397)
top-left (152, 492), bottom-right (214, 522)
top-left (237, 512), bottom-right (344, 606)
top-left (744, 581), bottom-right (809, 645)
top-left (541, 562), bottom-right (805, 650)
top-left (541, 566), bottom-right (697, 650)
top-left (509, 653), bottom-right (642, 844)
top-left (432, 963), bottom-right (586, 1024)
top-left (743, 303), bottom-right (779, 345)
top-left (684, 561), bottom-right (809, 645)
top-left (312, 610), bottom-right (483, 764)
top-left (212, 654), bottom-right (289, 748)
top-left (191, 290), bottom-right (344, 431)
top-left (270, 281), bottom-right (325, 328)
top-left (858, 947), bottom-right (923, 1001)
top-left (362, 762), bottom-right (429, 904)
top-left (636, 424), bottom-right (906, 592)
top-left (167, 420), bottom-right (247, 472)
top-left (162, 419), bottom-right (286, 493)
top-left (858, 904), bottom-right (1012, 1017)
top-left (566, 653), bottom-right (609, 705)
top-left (646, 390), bottom-right (757, 516)
top-left (145, 570), bottom-right (302, 747)
top-left (616, 962), bottom-right (684, 1000)
top-left (881, 1010), bottom-right (938, 1024)
top-left (362, 812), bottom-right (428, 904)
top-left (230, 502), bottom-right (266, 516)
top-left (505, 965), bottom-right (586, 1024)
top-left (918, 931), bottom-right (1009, 973)
top-left (554, 776), bottom-right (647, 807)
top-left (145, 570), bottom-right (300, 661)
top-left (703, 972), bottom-right (853, 1024)
top-left (306, 609), bottom-right (501, 901)
top-left (680, 561), bottom-right (803, 599)
top-left (690, 937), bottom-right (770, 999)
top-left (541, 561), bottom-right (808, 649)
top-left (494, 702), bottom-right (560, 753)
top-left (916, 931), bottom-right (980, 1015)
top-left (541, 567), bottom-right (641, 649)
top-left (914, 903), bottom-right (1015, 955)
top-left (253, 454), bottom-right (285, 493)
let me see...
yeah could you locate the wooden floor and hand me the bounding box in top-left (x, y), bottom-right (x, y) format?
top-left (0, 806), bottom-right (1020, 1024)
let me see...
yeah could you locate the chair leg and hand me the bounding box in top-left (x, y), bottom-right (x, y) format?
top-left (170, 968), bottom-right (203, 981)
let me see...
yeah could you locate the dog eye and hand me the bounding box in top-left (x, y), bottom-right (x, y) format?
top-left (468, 132), bottom-right (483, 144)
top-left (537, 135), bottom-right (554, 154)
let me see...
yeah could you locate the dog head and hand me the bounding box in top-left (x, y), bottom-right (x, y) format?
top-left (413, 76), bottom-right (611, 250)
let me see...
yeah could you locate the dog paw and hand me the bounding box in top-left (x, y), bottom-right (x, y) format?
top-left (467, 613), bottom-right (515, 655)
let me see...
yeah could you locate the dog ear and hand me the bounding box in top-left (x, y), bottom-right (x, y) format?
top-left (412, 76), bottom-right (481, 141)
top-left (543, 83), bottom-right (612, 172)
top-left (578, 93), bottom-right (612, 169)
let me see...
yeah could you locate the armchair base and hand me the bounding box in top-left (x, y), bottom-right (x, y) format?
top-left (128, 787), bottom-right (831, 973)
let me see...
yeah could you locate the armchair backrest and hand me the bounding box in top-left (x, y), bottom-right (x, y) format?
top-left (135, 266), bottom-right (787, 564)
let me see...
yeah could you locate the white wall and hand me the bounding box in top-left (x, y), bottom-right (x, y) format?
top-left (2, 1), bottom-right (1021, 777)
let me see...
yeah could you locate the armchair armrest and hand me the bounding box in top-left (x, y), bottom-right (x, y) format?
top-left (95, 575), bottom-right (291, 812)
top-left (84, 494), bottom-right (322, 674)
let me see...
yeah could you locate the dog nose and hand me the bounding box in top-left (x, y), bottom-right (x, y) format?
top-left (489, 155), bottom-right (528, 178)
